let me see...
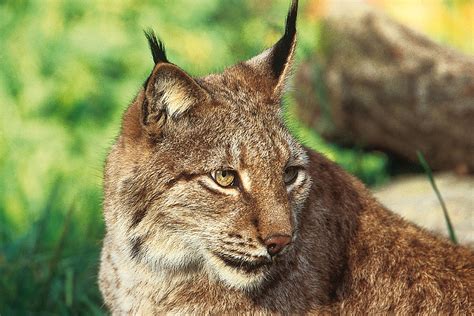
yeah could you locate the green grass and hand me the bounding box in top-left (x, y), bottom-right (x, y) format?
top-left (0, 177), bottom-right (105, 314)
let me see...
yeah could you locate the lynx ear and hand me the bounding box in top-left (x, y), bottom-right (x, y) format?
top-left (123, 33), bottom-right (207, 140)
top-left (140, 31), bottom-right (207, 133)
top-left (245, 0), bottom-right (298, 98)
top-left (142, 30), bottom-right (207, 124)
top-left (141, 62), bottom-right (208, 132)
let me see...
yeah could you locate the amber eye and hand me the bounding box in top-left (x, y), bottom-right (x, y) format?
top-left (283, 167), bottom-right (299, 185)
top-left (212, 170), bottom-right (237, 188)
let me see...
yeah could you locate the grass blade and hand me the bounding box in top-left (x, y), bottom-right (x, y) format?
top-left (416, 151), bottom-right (458, 244)
top-left (65, 267), bottom-right (74, 307)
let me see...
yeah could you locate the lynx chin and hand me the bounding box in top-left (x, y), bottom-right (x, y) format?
top-left (99, 0), bottom-right (473, 314)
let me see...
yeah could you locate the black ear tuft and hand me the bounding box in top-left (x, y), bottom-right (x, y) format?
top-left (144, 29), bottom-right (169, 64)
top-left (270, 0), bottom-right (298, 78)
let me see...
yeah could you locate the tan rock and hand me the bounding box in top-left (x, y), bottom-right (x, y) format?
top-left (374, 173), bottom-right (474, 245)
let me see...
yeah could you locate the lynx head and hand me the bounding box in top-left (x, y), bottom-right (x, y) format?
top-left (104, 0), bottom-right (310, 291)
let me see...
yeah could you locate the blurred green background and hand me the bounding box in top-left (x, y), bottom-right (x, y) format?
top-left (0, 0), bottom-right (471, 314)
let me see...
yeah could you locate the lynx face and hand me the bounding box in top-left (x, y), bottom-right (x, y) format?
top-left (104, 1), bottom-right (306, 290)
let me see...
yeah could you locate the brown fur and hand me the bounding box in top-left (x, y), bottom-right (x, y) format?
top-left (99, 1), bottom-right (473, 314)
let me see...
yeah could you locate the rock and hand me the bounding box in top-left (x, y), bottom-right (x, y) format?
top-left (373, 173), bottom-right (473, 245)
top-left (294, 3), bottom-right (474, 172)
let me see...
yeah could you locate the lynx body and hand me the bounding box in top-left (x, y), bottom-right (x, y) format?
top-left (99, 1), bottom-right (473, 314)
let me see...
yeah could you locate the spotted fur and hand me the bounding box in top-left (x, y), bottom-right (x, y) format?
top-left (99, 0), bottom-right (474, 314)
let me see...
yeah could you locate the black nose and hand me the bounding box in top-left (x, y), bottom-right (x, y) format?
top-left (264, 234), bottom-right (292, 256)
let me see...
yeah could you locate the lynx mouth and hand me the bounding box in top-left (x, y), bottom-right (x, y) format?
top-left (213, 252), bottom-right (272, 274)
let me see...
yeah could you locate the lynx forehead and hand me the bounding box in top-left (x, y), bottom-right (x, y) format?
top-left (99, 1), bottom-right (474, 314)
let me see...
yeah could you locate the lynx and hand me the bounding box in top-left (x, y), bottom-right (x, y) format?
top-left (99, 0), bottom-right (473, 314)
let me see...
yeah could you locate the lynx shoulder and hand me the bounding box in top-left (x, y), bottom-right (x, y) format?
top-left (99, 0), bottom-right (474, 314)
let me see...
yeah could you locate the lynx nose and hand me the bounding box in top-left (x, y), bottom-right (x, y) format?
top-left (264, 234), bottom-right (292, 256)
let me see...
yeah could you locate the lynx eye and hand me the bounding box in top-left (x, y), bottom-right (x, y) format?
top-left (283, 166), bottom-right (299, 185)
top-left (212, 170), bottom-right (238, 188)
